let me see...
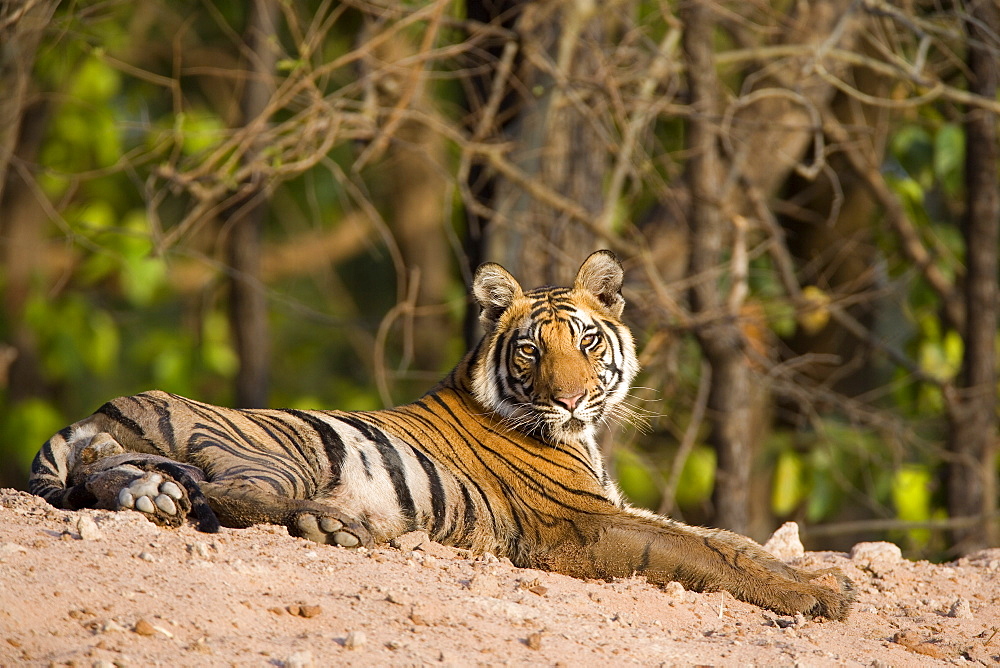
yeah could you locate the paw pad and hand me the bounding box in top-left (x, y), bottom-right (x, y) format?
top-left (295, 513), bottom-right (362, 548)
top-left (117, 473), bottom-right (186, 519)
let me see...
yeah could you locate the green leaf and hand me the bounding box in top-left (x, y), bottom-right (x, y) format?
top-left (178, 110), bottom-right (227, 156)
top-left (83, 310), bottom-right (121, 376)
top-left (771, 450), bottom-right (805, 516)
top-left (892, 465), bottom-right (931, 523)
top-left (934, 123), bottom-right (964, 198)
top-left (68, 55), bottom-right (122, 103)
top-left (675, 446), bottom-right (716, 507)
top-left (0, 399), bottom-right (66, 472)
top-left (202, 311), bottom-right (239, 378)
top-left (890, 125), bottom-right (933, 186)
top-left (615, 450), bottom-right (661, 510)
top-left (891, 464), bottom-right (933, 547)
top-left (805, 449), bottom-right (836, 522)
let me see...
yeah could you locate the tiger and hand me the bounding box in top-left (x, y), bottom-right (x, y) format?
top-left (29, 250), bottom-right (854, 620)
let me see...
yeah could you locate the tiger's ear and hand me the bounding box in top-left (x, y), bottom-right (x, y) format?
top-left (473, 262), bottom-right (523, 328)
top-left (575, 250), bottom-right (625, 317)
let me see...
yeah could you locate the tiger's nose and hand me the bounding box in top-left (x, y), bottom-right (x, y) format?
top-left (554, 392), bottom-right (585, 412)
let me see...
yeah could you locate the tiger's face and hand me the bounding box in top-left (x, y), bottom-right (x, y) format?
top-left (470, 251), bottom-right (639, 444)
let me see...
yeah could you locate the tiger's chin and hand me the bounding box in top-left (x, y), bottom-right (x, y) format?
top-left (541, 416), bottom-right (597, 445)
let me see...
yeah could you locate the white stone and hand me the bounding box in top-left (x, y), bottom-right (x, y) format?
top-left (763, 521), bottom-right (805, 561)
top-left (850, 541), bottom-right (902, 563)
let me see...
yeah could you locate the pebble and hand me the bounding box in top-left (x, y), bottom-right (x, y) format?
top-left (386, 591), bottom-right (411, 606)
top-left (0, 542), bottom-right (28, 557)
top-left (133, 618), bottom-right (157, 636)
top-left (285, 604), bottom-right (322, 618)
top-left (947, 597), bottom-right (973, 619)
top-left (762, 522), bottom-right (804, 561)
top-left (285, 650), bottom-right (314, 668)
top-left (188, 542), bottom-right (211, 559)
top-left (390, 530), bottom-right (429, 552)
top-left (662, 581), bottom-right (686, 603)
top-left (76, 515), bottom-right (103, 541)
top-left (344, 630), bottom-right (367, 650)
top-left (850, 541), bottom-right (902, 564)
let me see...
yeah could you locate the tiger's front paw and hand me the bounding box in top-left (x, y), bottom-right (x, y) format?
top-left (117, 472), bottom-right (191, 528)
top-left (293, 510), bottom-right (372, 549)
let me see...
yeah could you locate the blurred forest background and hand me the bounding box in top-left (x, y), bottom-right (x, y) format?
top-left (1, 0), bottom-right (997, 559)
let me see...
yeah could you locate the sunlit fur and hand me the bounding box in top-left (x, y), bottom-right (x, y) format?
top-left (28, 250), bottom-right (855, 621)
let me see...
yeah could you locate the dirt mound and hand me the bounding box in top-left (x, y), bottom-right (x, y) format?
top-left (1, 489), bottom-right (997, 666)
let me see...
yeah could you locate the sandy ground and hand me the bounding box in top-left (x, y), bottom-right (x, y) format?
top-left (1, 489), bottom-right (998, 667)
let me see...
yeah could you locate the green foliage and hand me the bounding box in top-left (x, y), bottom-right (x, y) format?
top-left (0, 400), bottom-right (65, 472)
top-left (675, 446), bottom-right (716, 508)
top-left (615, 449), bottom-right (662, 510)
top-left (771, 446), bottom-right (805, 517)
top-left (891, 465), bottom-right (934, 549)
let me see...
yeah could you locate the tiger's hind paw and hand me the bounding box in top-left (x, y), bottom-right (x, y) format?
top-left (293, 510), bottom-right (372, 549)
top-left (116, 472), bottom-right (191, 528)
top-left (804, 568), bottom-right (856, 621)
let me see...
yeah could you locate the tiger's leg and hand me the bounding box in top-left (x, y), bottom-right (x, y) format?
top-left (197, 481), bottom-right (373, 549)
top-left (540, 514), bottom-right (854, 621)
top-left (64, 434), bottom-right (219, 531)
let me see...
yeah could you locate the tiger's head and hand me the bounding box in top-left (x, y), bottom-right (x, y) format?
top-left (470, 250), bottom-right (639, 444)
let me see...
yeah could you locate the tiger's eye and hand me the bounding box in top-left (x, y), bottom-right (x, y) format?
top-left (518, 343), bottom-right (537, 357)
top-left (580, 333), bottom-right (598, 348)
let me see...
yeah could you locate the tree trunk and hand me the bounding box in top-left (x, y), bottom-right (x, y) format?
top-left (477, 0), bottom-right (610, 287)
top-left (0, 0), bottom-right (58, 206)
top-left (946, 0), bottom-right (999, 553)
top-left (228, 0), bottom-right (280, 408)
top-left (0, 0), bottom-right (60, 407)
top-left (681, 0), bottom-right (753, 534)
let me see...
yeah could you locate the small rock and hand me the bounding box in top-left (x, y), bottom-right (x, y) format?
top-left (298, 604), bottom-right (322, 618)
top-left (525, 631), bottom-right (543, 650)
top-left (133, 618), bottom-right (157, 636)
top-left (390, 530), bottom-right (429, 552)
top-left (344, 630), bottom-right (367, 650)
top-left (409, 608), bottom-right (428, 626)
top-left (285, 650), bottom-right (314, 668)
top-left (892, 630), bottom-right (947, 659)
top-left (100, 620), bottom-right (126, 633)
top-left (611, 611), bottom-right (633, 627)
top-left (662, 581), bottom-right (686, 602)
top-left (386, 591), bottom-right (410, 606)
top-left (0, 542), bottom-right (28, 557)
top-left (850, 541), bottom-right (902, 564)
top-left (76, 515), bottom-right (103, 541)
top-left (762, 522), bottom-right (804, 561)
top-left (946, 597), bottom-right (973, 619)
top-left (284, 603), bottom-right (323, 618)
top-left (137, 551), bottom-right (155, 562)
top-left (187, 542), bottom-right (211, 559)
